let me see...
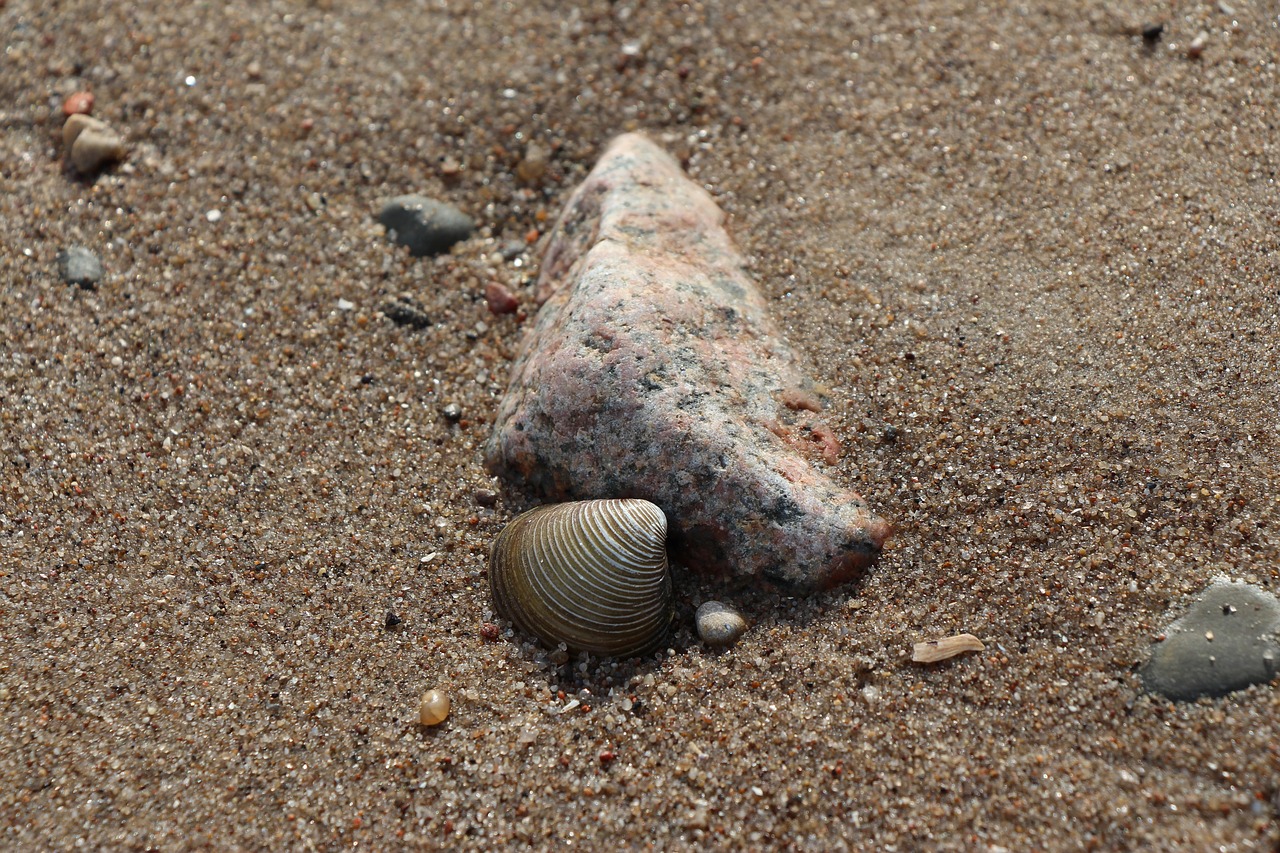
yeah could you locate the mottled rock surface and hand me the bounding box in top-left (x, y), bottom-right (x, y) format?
top-left (1142, 579), bottom-right (1280, 701)
top-left (485, 133), bottom-right (889, 589)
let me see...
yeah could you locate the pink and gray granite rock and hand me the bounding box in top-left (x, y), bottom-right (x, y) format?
top-left (485, 133), bottom-right (889, 590)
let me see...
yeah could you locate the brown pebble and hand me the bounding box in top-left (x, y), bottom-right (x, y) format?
top-left (63, 114), bottom-right (126, 175)
top-left (485, 281), bottom-right (519, 315)
top-left (474, 489), bottom-right (499, 507)
top-left (516, 143), bottom-right (549, 183)
top-left (480, 622), bottom-right (500, 641)
top-left (62, 91), bottom-right (94, 116)
top-left (912, 633), bottom-right (985, 663)
top-left (1187, 31), bottom-right (1208, 59)
top-left (419, 689), bottom-right (450, 726)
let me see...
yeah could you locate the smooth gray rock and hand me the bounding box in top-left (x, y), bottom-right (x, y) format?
top-left (1141, 579), bottom-right (1280, 701)
top-left (56, 246), bottom-right (103, 288)
top-left (377, 195), bottom-right (474, 257)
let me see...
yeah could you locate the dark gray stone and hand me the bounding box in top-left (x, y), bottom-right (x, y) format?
top-left (56, 246), bottom-right (103, 288)
top-left (1141, 579), bottom-right (1280, 701)
top-left (377, 195), bottom-right (474, 257)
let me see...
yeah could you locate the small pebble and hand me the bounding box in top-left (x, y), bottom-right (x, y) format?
top-left (696, 601), bottom-right (748, 648)
top-left (516, 143), bottom-right (548, 183)
top-left (63, 114), bottom-right (126, 175)
top-left (1187, 31), bottom-right (1208, 59)
top-left (56, 246), bottom-right (103, 288)
top-left (376, 195), bottom-right (474, 257)
top-left (419, 689), bottom-right (450, 726)
top-left (1140, 23), bottom-right (1165, 43)
top-left (384, 611), bottom-right (402, 630)
top-left (474, 489), bottom-right (499, 507)
top-left (381, 294), bottom-right (431, 329)
top-left (484, 281), bottom-right (519, 315)
top-left (441, 403), bottom-right (462, 423)
top-left (62, 91), bottom-right (95, 116)
top-left (480, 622), bottom-right (500, 641)
top-left (1141, 579), bottom-right (1280, 700)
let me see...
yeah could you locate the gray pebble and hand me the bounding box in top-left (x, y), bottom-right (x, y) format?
top-left (377, 195), bottom-right (474, 257)
top-left (56, 246), bottom-right (103, 288)
top-left (1141, 579), bottom-right (1280, 701)
top-left (441, 403), bottom-right (462, 423)
top-left (696, 601), bottom-right (748, 648)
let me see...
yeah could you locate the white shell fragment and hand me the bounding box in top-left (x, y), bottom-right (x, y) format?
top-left (489, 499), bottom-right (673, 657)
top-left (63, 114), bottom-right (126, 175)
top-left (696, 601), bottom-right (748, 648)
top-left (912, 633), bottom-right (985, 663)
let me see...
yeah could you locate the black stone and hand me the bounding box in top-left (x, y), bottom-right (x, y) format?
top-left (377, 195), bottom-right (475, 257)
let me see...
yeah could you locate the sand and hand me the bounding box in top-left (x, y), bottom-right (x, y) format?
top-left (2, 0), bottom-right (1278, 849)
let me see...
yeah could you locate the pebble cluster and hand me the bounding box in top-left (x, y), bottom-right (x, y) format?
top-left (2, 0), bottom-right (1278, 850)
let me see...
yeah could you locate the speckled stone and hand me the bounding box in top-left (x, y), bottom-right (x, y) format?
top-left (376, 195), bottom-right (474, 257)
top-left (485, 133), bottom-right (889, 589)
top-left (1141, 579), bottom-right (1280, 701)
top-left (696, 601), bottom-right (748, 648)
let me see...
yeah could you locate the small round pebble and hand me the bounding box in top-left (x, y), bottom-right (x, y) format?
top-left (419, 689), bottom-right (450, 726)
top-left (62, 91), bottom-right (95, 116)
top-left (696, 601), bottom-right (748, 648)
top-left (56, 246), bottom-right (103, 288)
top-left (484, 281), bottom-right (519, 315)
top-left (376, 195), bottom-right (474, 257)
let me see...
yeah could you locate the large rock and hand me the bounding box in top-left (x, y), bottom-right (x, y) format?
top-left (485, 133), bottom-right (889, 590)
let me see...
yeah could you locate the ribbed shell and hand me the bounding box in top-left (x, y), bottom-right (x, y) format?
top-left (489, 499), bottom-right (673, 657)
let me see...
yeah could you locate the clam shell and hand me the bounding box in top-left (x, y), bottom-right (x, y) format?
top-left (489, 499), bottom-right (673, 657)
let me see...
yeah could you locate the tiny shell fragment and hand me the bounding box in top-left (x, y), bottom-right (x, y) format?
top-left (912, 633), bottom-right (985, 663)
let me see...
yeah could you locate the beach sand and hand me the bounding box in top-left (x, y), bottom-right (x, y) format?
top-left (2, 0), bottom-right (1278, 848)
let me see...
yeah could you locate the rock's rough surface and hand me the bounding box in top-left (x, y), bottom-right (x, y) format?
top-left (1141, 579), bottom-right (1280, 700)
top-left (485, 133), bottom-right (889, 589)
top-left (377, 195), bottom-right (474, 257)
top-left (56, 246), bottom-right (103, 288)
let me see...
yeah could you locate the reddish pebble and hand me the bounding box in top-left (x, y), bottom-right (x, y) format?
top-left (599, 749), bottom-right (616, 763)
top-left (480, 622), bottom-right (500, 641)
top-left (485, 281), bottom-right (519, 315)
top-left (62, 91), bottom-right (94, 116)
